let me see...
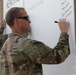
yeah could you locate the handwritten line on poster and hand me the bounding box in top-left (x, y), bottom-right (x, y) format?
top-left (6, 0), bottom-right (20, 9)
top-left (60, 0), bottom-right (73, 18)
top-left (24, 0), bottom-right (45, 12)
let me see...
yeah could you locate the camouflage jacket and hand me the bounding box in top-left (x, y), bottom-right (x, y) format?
top-left (0, 27), bottom-right (8, 50)
top-left (0, 32), bottom-right (70, 75)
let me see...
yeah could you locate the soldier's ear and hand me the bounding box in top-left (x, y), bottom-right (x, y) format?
top-left (14, 18), bottom-right (20, 24)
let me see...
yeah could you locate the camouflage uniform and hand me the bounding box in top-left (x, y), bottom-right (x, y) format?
top-left (0, 32), bottom-right (70, 75)
top-left (0, 27), bottom-right (8, 50)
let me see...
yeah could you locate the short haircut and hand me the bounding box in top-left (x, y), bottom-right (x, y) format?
top-left (5, 7), bottom-right (25, 27)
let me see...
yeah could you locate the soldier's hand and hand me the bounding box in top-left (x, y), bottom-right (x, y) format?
top-left (0, 19), bottom-right (6, 28)
top-left (58, 19), bottom-right (70, 33)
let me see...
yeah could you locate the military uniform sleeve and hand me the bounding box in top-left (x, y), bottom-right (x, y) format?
top-left (22, 32), bottom-right (70, 64)
top-left (0, 27), bottom-right (8, 50)
top-left (0, 27), bottom-right (5, 34)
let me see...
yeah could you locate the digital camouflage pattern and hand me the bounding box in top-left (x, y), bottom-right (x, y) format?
top-left (0, 27), bottom-right (8, 50)
top-left (0, 32), bottom-right (70, 75)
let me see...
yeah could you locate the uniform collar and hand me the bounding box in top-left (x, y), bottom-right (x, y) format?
top-left (8, 32), bottom-right (28, 38)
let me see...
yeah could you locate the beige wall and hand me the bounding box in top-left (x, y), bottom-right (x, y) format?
top-left (0, 0), bottom-right (3, 21)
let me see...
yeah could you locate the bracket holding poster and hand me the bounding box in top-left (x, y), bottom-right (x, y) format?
top-left (74, 0), bottom-right (76, 42)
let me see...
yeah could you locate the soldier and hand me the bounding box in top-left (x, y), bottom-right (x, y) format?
top-left (0, 19), bottom-right (8, 50)
top-left (0, 7), bottom-right (70, 75)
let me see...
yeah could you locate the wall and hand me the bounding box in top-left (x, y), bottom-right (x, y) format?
top-left (0, 0), bottom-right (3, 21)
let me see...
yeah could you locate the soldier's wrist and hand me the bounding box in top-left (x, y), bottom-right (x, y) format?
top-left (60, 32), bottom-right (69, 38)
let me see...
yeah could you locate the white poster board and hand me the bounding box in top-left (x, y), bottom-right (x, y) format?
top-left (24, 0), bottom-right (75, 75)
top-left (3, 0), bottom-right (76, 75)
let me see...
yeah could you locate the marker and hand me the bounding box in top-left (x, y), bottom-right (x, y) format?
top-left (54, 21), bottom-right (58, 23)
